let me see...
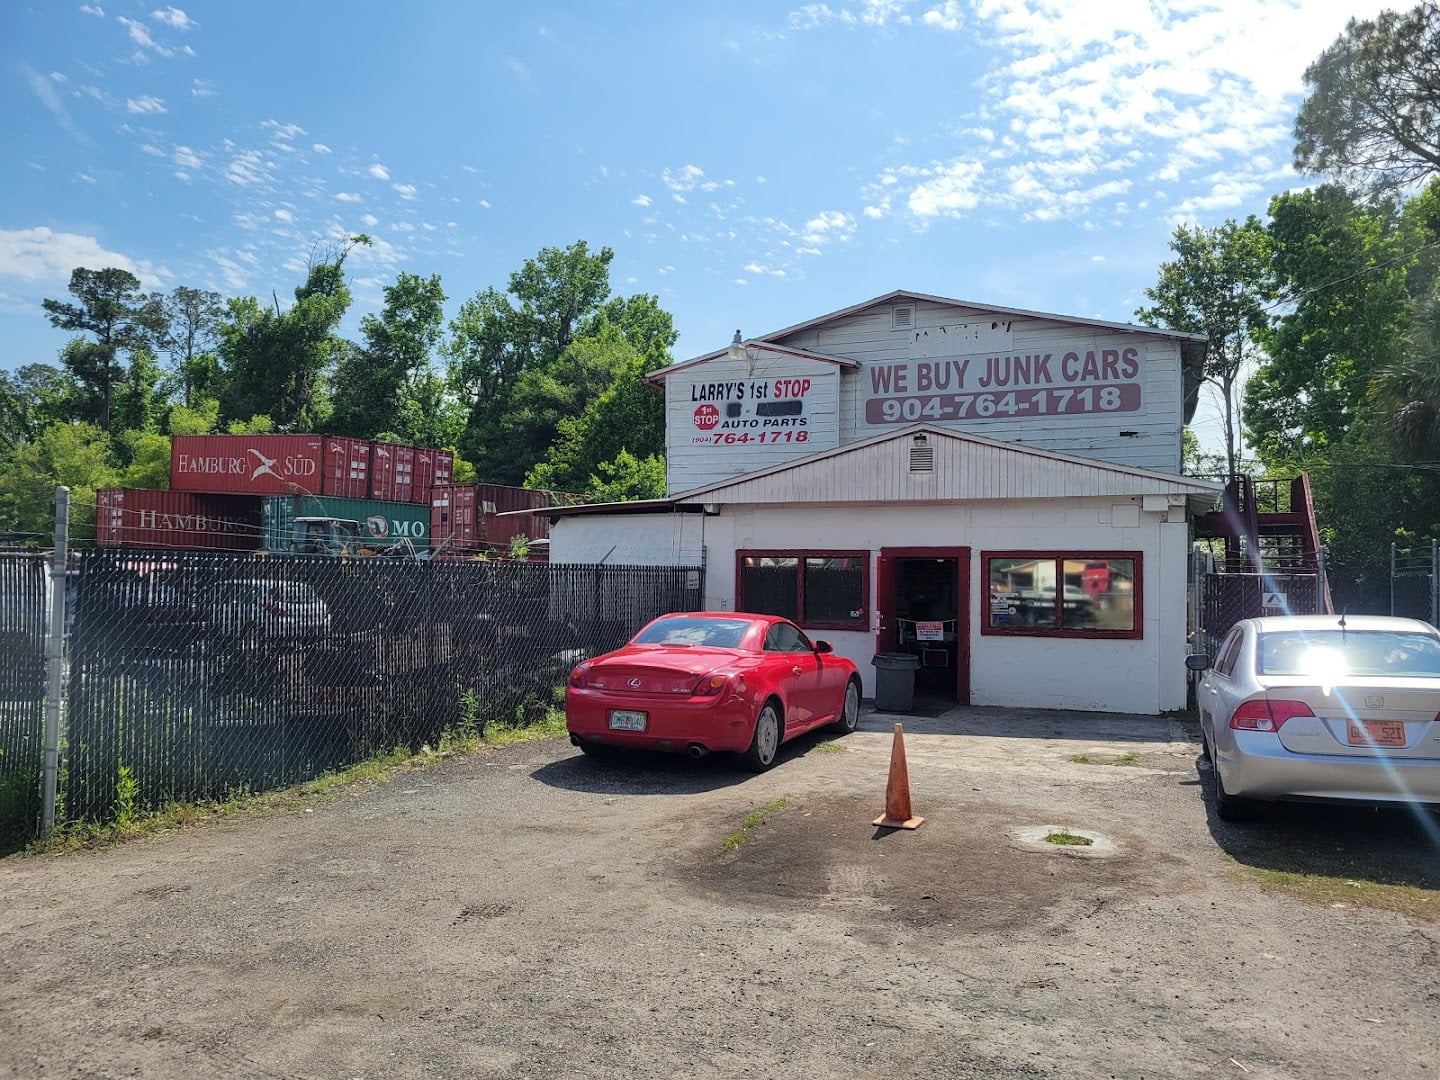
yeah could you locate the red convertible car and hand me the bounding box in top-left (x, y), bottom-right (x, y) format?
top-left (566, 612), bottom-right (862, 771)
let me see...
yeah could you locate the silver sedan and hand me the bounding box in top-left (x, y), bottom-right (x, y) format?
top-left (1190, 614), bottom-right (1440, 821)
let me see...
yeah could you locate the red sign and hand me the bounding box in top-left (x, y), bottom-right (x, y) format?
top-left (693, 404), bottom-right (721, 431)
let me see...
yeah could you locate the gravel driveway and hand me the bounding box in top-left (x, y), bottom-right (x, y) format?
top-left (1, 706), bottom-right (1436, 1080)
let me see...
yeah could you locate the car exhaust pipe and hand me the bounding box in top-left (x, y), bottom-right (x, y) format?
top-left (687, 743), bottom-right (709, 759)
top-left (569, 734), bottom-right (582, 747)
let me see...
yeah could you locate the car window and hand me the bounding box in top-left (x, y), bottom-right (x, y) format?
top-left (1257, 629), bottom-right (1440, 678)
top-left (764, 621), bottom-right (811, 653)
top-left (632, 616), bottom-right (751, 648)
top-left (1214, 628), bottom-right (1243, 678)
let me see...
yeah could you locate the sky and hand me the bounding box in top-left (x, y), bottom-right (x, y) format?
top-left (1, 0), bottom-right (1393, 450)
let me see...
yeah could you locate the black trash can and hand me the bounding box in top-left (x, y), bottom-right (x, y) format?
top-left (871, 652), bottom-right (922, 712)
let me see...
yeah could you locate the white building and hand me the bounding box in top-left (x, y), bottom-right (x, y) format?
top-left (544, 291), bottom-right (1220, 715)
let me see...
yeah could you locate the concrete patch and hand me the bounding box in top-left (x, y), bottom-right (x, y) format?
top-left (1011, 824), bottom-right (1119, 858)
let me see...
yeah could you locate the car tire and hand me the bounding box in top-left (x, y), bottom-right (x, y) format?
top-left (831, 678), bottom-right (861, 735)
top-left (743, 700), bottom-right (782, 773)
top-left (1214, 765), bottom-right (1255, 822)
top-left (1198, 718), bottom-right (1212, 762)
top-left (576, 739), bottom-right (613, 759)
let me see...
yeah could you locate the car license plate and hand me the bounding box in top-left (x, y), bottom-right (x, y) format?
top-left (608, 710), bottom-right (647, 731)
top-left (1346, 719), bottom-right (1405, 747)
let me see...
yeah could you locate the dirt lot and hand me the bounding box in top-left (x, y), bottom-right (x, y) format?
top-left (1, 706), bottom-right (1437, 1080)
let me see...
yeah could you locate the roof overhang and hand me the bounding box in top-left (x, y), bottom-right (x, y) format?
top-left (647, 339), bottom-right (861, 384)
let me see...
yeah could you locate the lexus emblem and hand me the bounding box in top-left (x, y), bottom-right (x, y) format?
top-left (1365, 695), bottom-right (1384, 709)
top-left (628, 678), bottom-right (642, 688)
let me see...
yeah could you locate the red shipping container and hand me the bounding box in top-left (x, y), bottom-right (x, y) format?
top-left (96, 489), bottom-right (262, 550)
top-left (321, 436), bottom-right (372, 499)
top-left (171, 434), bottom-right (326, 496)
top-left (370, 443), bottom-right (453, 503)
top-left (429, 483), bottom-right (555, 555)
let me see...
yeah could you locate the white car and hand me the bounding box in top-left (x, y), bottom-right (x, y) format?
top-left (1189, 614), bottom-right (1440, 820)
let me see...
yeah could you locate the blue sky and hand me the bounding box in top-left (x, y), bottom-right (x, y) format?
top-left (3, 0), bottom-right (1388, 449)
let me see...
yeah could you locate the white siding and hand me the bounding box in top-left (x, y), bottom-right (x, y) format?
top-left (549, 513), bottom-right (704, 566)
top-left (664, 354), bottom-right (841, 495)
top-left (776, 299), bottom-right (1183, 473)
top-left (553, 497), bottom-right (1190, 715)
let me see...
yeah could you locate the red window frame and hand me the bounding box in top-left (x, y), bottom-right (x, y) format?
top-left (735, 549), bottom-right (870, 631)
top-left (981, 550), bottom-right (1143, 640)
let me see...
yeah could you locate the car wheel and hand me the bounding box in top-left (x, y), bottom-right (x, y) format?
top-left (743, 700), bottom-right (782, 773)
top-left (576, 739), bottom-right (614, 759)
top-left (1214, 764), bottom-right (1255, 823)
top-left (832, 678), bottom-right (861, 735)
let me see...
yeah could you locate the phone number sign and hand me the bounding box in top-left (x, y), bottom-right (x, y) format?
top-left (689, 377), bottom-right (813, 445)
top-left (865, 384), bottom-right (1141, 424)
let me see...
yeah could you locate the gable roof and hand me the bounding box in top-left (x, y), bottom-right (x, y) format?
top-left (648, 290), bottom-right (1209, 422)
top-left (669, 423), bottom-right (1222, 505)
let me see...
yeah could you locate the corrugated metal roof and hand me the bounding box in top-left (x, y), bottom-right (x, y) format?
top-left (670, 424), bottom-right (1223, 504)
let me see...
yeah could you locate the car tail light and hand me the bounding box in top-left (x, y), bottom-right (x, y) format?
top-left (568, 662), bottom-right (592, 689)
top-left (1230, 698), bottom-right (1315, 732)
top-left (693, 672), bottom-right (743, 697)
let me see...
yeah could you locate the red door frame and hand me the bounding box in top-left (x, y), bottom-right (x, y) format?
top-left (875, 546), bottom-right (971, 705)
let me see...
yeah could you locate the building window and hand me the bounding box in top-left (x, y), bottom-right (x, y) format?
top-left (737, 551), bottom-right (869, 630)
top-left (984, 552), bottom-right (1141, 639)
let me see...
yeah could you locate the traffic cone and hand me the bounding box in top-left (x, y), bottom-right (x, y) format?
top-left (873, 722), bottom-right (924, 829)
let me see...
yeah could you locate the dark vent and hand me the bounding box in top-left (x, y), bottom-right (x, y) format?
top-left (892, 304), bottom-right (914, 330)
top-left (909, 444), bottom-right (934, 472)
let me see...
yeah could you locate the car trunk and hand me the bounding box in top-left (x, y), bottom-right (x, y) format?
top-left (588, 647), bottom-right (740, 695)
top-left (1262, 677), bottom-right (1440, 759)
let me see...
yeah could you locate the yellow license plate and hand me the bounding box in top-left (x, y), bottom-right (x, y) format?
top-left (1346, 719), bottom-right (1405, 747)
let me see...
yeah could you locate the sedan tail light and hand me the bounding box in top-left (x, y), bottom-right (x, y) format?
top-left (568, 662), bottom-right (592, 689)
top-left (1230, 698), bottom-right (1315, 732)
top-left (693, 671), bottom-right (744, 697)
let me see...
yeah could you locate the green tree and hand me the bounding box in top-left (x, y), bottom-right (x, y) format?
top-left (41, 267), bottom-right (164, 429)
top-left (168, 398), bottom-right (221, 436)
top-left (158, 286), bottom-right (225, 407)
top-left (110, 348), bottom-right (165, 458)
top-left (586, 449), bottom-right (667, 502)
top-left (1136, 218), bottom-right (1273, 476)
top-left (331, 272), bottom-right (447, 438)
top-left (117, 431), bottom-right (171, 488)
top-left (1294, 3), bottom-right (1440, 188)
top-left (218, 238), bottom-right (367, 429)
top-left (1245, 186), bottom-right (1413, 464)
top-left (0, 422), bottom-right (118, 541)
top-left (0, 365), bottom-right (77, 450)
top-left (526, 359), bottom-right (665, 492)
top-left (1370, 287), bottom-right (1440, 457)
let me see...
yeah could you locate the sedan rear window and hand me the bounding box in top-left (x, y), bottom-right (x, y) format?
top-left (632, 617), bottom-right (752, 649)
top-left (1257, 630), bottom-right (1440, 678)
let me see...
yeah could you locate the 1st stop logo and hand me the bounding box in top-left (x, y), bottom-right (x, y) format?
top-left (693, 404), bottom-right (720, 430)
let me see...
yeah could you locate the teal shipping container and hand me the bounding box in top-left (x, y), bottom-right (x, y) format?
top-left (261, 495), bottom-right (430, 552)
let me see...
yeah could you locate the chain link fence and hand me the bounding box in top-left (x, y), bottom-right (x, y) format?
top-left (1, 549), bottom-right (703, 843)
top-left (1191, 560), bottom-right (1328, 659)
top-left (1390, 541), bottom-right (1438, 626)
top-left (0, 553), bottom-right (49, 850)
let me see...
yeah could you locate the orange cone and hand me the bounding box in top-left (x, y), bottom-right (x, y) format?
top-left (873, 722), bottom-right (924, 829)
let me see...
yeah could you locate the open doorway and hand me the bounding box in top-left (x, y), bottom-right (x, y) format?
top-left (875, 547), bottom-right (970, 707)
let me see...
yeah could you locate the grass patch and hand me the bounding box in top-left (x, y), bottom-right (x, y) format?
top-left (20, 705), bottom-right (571, 857)
top-left (810, 740), bottom-right (848, 755)
top-left (1044, 828), bottom-right (1094, 847)
top-left (1236, 865), bottom-right (1437, 923)
top-left (1069, 751), bottom-right (1141, 766)
top-left (719, 796), bottom-right (790, 855)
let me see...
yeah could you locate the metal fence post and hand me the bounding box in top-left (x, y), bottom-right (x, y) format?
top-left (1316, 546), bottom-right (1327, 614)
top-left (1432, 538), bottom-right (1439, 628)
top-left (41, 486), bottom-right (70, 837)
top-left (1390, 542), bottom-right (1397, 617)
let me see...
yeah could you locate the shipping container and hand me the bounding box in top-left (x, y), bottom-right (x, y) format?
top-left (429, 484), bottom-right (557, 555)
top-left (321, 436), bottom-right (372, 499)
top-left (369, 441), bottom-right (454, 503)
top-left (171, 434), bottom-right (326, 496)
top-left (96, 489), bottom-right (262, 550)
top-left (261, 495), bottom-right (430, 553)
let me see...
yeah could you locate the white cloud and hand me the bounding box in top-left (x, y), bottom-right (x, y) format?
top-left (223, 149), bottom-right (273, 187)
top-left (117, 16), bottom-right (173, 56)
top-left (478, 199), bottom-right (491, 209)
top-left (368, 163), bottom-right (390, 180)
top-left (799, 210), bottom-right (857, 245)
top-left (904, 160), bottom-right (986, 217)
top-left (312, 143), bottom-right (332, 154)
top-left (921, 1), bottom-right (962, 30)
top-left (172, 145), bottom-right (202, 169)
top-left (80, 4), bottom-right (105, 15)
top-left (25, 66), bottom-right (90, 144)
top-left (360, 213), bottom-right (379, 227)
top-left (274, 209), bottom-right (295, 223)
top-left (190, 78), bottom-right (216, 97)
top-left (75, 172), bottom-right (97, 184)
top-left (393, 182), bottom-right (418, 200)
top-left (150, 6), bottom-right (194, 30)
top-left (334, 192), bottom-right (362, 203)
top-left (262, 119), bottom-right (305, 140)
top-left (0, 226), bottom-right (162, 286)
top-left (662, 164), bottom-right (706, 192)
top-left (789, 0), bottom-right (912, 29)
top-left (632, 194), bottom-right (652, 207)
top-left (125, 94), bottom-right (167, 114)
